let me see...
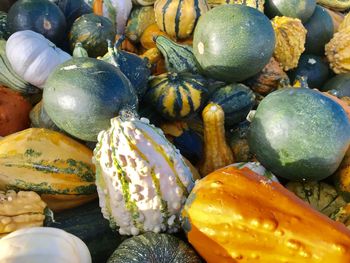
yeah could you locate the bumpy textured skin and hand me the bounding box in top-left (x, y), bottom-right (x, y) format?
top-left (326, 27), bottom-right (350, 74)
top-left (272, 16), bottom-right (307, 71)
top-left (335, 147), bottom-right (350, 202)
top-left (0, 190), bottom-right (46, 236)
top-left (93, 116), bottom-right (195, 236)
top-left (207, 0), bottom-right (265, 11)
top-left (286, 181), bottom-right (346, 216)
top-left (107, 232), bottom-right (201, 262)
top-left (182, 166), bottom-right (350, 262)
top-left (331, 204), bottom-right (350, 229)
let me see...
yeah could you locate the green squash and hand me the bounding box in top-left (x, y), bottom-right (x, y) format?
top-left (209, 83), bottom-right (256, 126)
top-left (193, 4), bottom-right (275, 82)
top-left (69, 13), bottom-right (115, 58)
top-left (107, 232), bottom-right (202, 263)
top-left (125, 6), bottom-right (155, 43)
top-left (7, 0), bottom-right (67, 45)
top-left (0, 39), bottom-right (40, 95)
top-left (321, 73), bottom-right (350, 98)
top-left (29, 100), bottom-right (60, 131)
top-left (46, 201), bottom-right (127, 263)
top-left (304, 5), bottom-right (334, 56)
top-left (156, 35), bottom-right (199, 74)
top-left (248, 88), bottom-right (350, 181)
top-left (43, 57), bottom-right (138, 142)
top-left (0, 11), bottom-right (10, 39)
top-left (265, 0), bottom-right (316, 23)
top-left (146, 72), bottom-right (209, 120)
top-left (288, 54), bottom-right (330, 89)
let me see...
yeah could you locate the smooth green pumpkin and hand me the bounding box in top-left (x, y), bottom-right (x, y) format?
top-left (248, 88), bottom-right (350, 181)
top-left (43, 57), bottom-right (137, 142)
top-left (107, 232), bottom-right (201, 263)
top-left (321, 73), bottom-right (350, 98)
top-left (193, 4), bottom-right (275, 82)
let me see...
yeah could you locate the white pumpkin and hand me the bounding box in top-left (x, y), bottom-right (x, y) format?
top-left (0, 227), bottom-right (91, 263)
top-left (6, 30), bottom-right (71, 88)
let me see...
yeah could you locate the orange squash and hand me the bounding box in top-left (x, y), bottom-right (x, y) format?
top-left (182, 165), bottom-right (350, 262)
top-left (0, 86), bottom-right (32, 136)
top-left (140, 23), bottom-right (169, 49)
top-left (115, 34), bottom-right (139, 54)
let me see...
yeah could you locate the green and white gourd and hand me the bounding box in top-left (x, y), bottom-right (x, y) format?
top-left (93, 116), bottom-right (195, 236)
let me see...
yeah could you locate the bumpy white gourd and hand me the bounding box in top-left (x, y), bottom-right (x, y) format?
top-left (6, 30), bottom-right (71, 88)
top-left (0, 227), bottom-right (91, 263)
top-left (93, 116), bottom-right (195, 236)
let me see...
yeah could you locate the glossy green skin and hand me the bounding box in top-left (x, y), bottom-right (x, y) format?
top-left (265, 0), bottom-right (316, 23)
top-left (8, 0), bottom-right (67, 44)
top-left (0, 11), bottom-right (10, 39)
top-left (248, 88), bottom-right (350, 181)
top-left (46, 201), bottom-right (127, 263)
top-left (304, 5), bottom-right (334, 56)
top-left (43, 57), bottom-right (138, 142)
top-left (193, 5), bottom-right (275, 82)
top-left (107, 232), bottom-right (202, 263)
top-left (321, 73), bottom-right (350, 98)
top-left (69, 13), bottom-right (115, 58)
top-left (288, 54), bottom-right (330, 89)
top-left (209, 83), bottom-right (256, 126)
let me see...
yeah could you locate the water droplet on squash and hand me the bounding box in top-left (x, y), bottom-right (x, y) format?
top-left (332, 244), bottom-right (347, 254)
top-left (275, 229), bottom-right (284, 237)
top-left (262, 218), bottom-right (278, 231)
top-left (211, 181), bottom-right (223, 188)
top-left (286, 239), bottom-right (302, 250)
top-left (250, 253), bottom-right (259, 259)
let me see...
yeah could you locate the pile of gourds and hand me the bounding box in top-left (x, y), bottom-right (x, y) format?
top-left (1, 0), bottom-right (350, 262)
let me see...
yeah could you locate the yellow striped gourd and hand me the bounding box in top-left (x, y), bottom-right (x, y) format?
top-left (154, 0), bottom-right (209, 39)
top-left (207, 0), bottom-right (264, 11)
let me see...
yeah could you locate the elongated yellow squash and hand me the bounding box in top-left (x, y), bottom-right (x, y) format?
top-left (0, 128), bottom-right (97, 211)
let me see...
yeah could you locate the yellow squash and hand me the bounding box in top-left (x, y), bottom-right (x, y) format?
top-left (0, 128), bottom-right (97, 211)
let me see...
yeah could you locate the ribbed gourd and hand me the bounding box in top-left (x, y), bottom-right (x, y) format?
top-left (155, 35), bottom-right (199, 73)
top-left (272, 16), bottom-right (307, 71)
top-left (0, 128), bottom-right (97, 211)
top-left (0, 190), bottom-right (47, 237)
top-left (154, 0), bottom-right (209, 39)
top-left (207, 0), bottom-right (265, 12)
top-left (325, 27), bottom-right (350, 74)
top-left (93, 115), bottom-right (195, 236)
top-left (146, 72), bottom-right (209, 120)
top-left (199, 103), bottom-right (235, 177)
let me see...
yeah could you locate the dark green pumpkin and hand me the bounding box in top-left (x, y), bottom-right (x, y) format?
top-left (69, 13), bottom-right (115, 58)
top-left (304, 5), bottom-right (334, 56)
top-left (43, 57), bottom-right (138, 142)
top-left (146, 72), bottom-right (209, 120)
top-left (193, 4), bottom-right (275, 82)
top-left (321, 73), bottom-right (350, 98)
top-left (265, 0), bottom-right (316, 23)
top-left (7, 0), bottom-right (67, 44)
top-left (46, 201), bottom-right (127, 263)
top-left (0, 11), bottom-right (10, 39)
top-left (288, 54), bottom-right (330, 89)
top-left (107, 232), bottom-right (202, 263)
top-left (248, 88), bottom-right (350, 181)
top-left (209, 83), bottom-right (256, 126)
top-left (100, 39), bottom-right (151, 99)
top-left (156, 35), bottom-right (199, 74)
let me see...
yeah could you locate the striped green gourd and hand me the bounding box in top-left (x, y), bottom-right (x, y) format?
top-left (154, 0), bottom-right (209, 39)
top-left (0, 11), bottom-right (10, 40)
top-left (0, 40), bottom-right (40, 94)
top-left (93, 115), bottom-right (195, 235)
top-left (155, 35), bottom-right (199, 74)
top-left (146, 72), bottom-right (209, 120)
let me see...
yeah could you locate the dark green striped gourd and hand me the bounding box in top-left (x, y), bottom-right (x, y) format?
top-left (93, 115), bottom-right (195, 235)
top-left (154, 0), bottom-right (209, 39)
top-left (0, 11), bottom-right (10, 39)
top-left (155, 35), bottom-right (199, 73)
top-left (146, 72), bottom-right (209, 120)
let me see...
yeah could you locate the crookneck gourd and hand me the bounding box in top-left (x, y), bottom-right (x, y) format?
top-left (93, 115), bottom-right (195, 235)
top-left (271, 16), bottom-right (307, 71)
top-left (0, 190), bottom-right (47, 237)
top-left (0, 128), bottom-right (97, 211)
top-left (199, 103), bottom-right (235, 177)
top-left (182, 165), bottom-right (350, 262)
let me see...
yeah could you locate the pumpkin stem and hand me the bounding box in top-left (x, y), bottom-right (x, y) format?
top-left (106, 39), bottom-right (120, 67)
top-left (115, 35), bottom-right (126, 50)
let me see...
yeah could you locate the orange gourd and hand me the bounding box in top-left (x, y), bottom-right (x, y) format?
top-left (0, 86), bottom-right (32, 136)
top-left (115, 35), bottom-right (139, 54)
top-left (182, 165), bottom-right (350, 262)
top-left (140, 23), bottom-right (169, 49)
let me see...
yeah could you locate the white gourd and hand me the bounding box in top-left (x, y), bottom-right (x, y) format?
top-left (6, 30), bottom-right (71, 88)
top-left (0, 227), bottom-right (91, 263)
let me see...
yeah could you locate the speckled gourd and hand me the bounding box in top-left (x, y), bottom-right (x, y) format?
top-left (272, 16), bottom-right (307, 71)
top-left (93, 115), bottom-right (195, 236)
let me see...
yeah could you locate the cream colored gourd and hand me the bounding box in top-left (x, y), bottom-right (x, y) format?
top-left (0, 227), bottom-right (92, 263)
top-left (6, 30), bottom-right (71, 88)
